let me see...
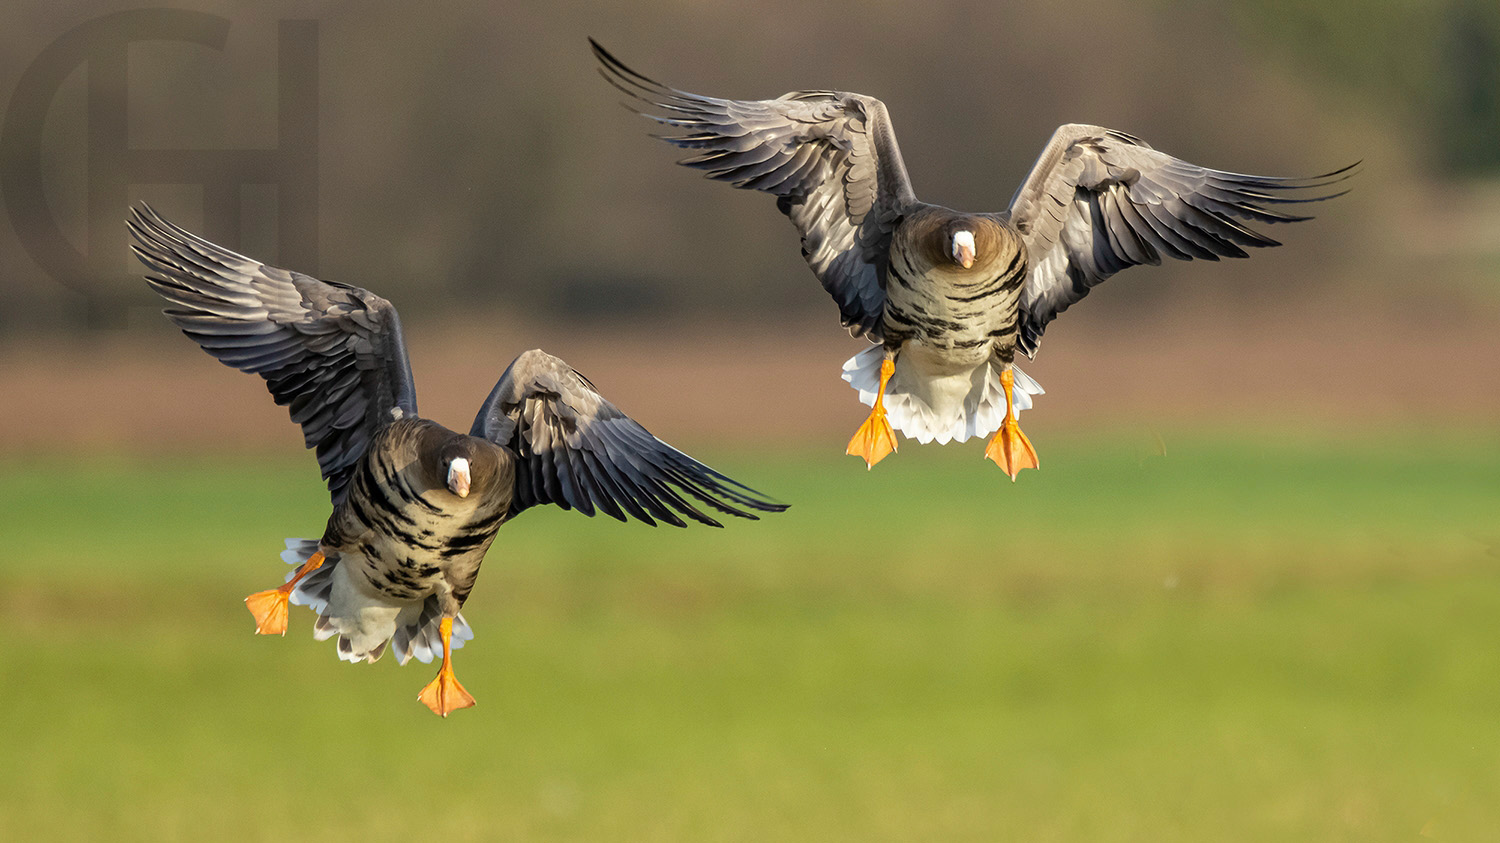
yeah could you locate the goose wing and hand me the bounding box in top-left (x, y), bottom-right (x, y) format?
top-left (594, 40), bottom-right (917, 339)
top-left (1006, 123), bottom-right (1354, 356)
top-left (130, 203), bottom-right (418, 505)
top-left (472, 349), bottom-right (787, 527)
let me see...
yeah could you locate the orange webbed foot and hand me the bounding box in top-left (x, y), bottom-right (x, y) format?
top-left (244, 551), bottom-right (324, 635)
top-left (417, 616), bottom-right (475, 717)
top-left (847, 356), bottom-right (898, 469)
top-left (846, 408), bottom-right (898, 469)
top-left (418, 668), bottom-right (476, 717)
top-left (984, 420), bottom-right (1039, 481)
top-left (244, 588), bottom-right (291, 636)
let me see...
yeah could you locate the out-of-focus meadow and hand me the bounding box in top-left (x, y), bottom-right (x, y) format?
top-left (2, 1), bottom-right (1499, 840)
top-left (2, 437), bottom-right (1498, 841)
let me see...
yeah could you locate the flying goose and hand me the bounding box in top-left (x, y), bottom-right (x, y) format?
top-left (130, 204), bottom-right (786, 716)
top-left (592, 41), bottom-right (1353, 478)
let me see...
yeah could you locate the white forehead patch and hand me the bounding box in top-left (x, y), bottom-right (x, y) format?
top-left (952, 230), bottom-right (976, 255)
top-left (448, 457), bottom-right (469, 481)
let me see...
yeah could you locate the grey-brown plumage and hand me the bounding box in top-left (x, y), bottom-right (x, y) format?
top-left (308, 417), bottom-right (510, 664)
top-left (593, 41), bottom-right (1354, 474)
top-left (130, 203), bottom-right (786, 714)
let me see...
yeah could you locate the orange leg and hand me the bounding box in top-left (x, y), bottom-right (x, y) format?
top-left (417, 617), bottom-right (476, 717)
top-left (846, 357), bottom-right (899, 469)
top-left (984, 369), bottom-right (1039, 481)
top-left (244, 551), bottom-right (325, 636)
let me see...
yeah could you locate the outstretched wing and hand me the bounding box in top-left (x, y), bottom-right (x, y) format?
top-left (593, 39), bottom-right (915, 340)
top-left (129, 203), bottom-right (418, 505)
top-left (1006, 123), bottom-right (1355, 357)
top-left (471, 349), bottom-right (787, 527)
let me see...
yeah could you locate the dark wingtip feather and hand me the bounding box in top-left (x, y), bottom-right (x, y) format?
top-left (589, 38), bottom-right (727, 126)
top-left (588, 39), bottom-right (659, 89)
top-left (590, 39), bottom-right (662, 98)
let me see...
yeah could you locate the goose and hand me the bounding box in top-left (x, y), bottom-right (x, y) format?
top-left (592, 40), bottom-right (1353, 478)
top-left (130, 204), bottom-right (786, 716)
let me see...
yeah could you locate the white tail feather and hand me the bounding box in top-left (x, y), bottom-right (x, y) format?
top-left (841, 345), bottom-right (1044, 444)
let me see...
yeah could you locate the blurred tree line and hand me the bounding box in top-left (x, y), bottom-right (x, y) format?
top-left (1233, 0), bottom-right (1500, 174)
top-left (0, 0), bottom-right (1496, 333)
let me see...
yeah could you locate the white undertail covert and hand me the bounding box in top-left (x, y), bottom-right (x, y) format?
top-left (841, 346), bottom-right (1044, 445)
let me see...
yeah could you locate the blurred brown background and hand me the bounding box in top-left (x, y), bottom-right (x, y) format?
top-left (1, 0), bottom-right (1497, 452)
top-left (3, 9), bottom-right (1498, 838)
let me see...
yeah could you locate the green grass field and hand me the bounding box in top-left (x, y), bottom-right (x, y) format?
top-left (2, 431), bottom-right (1498, 841)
